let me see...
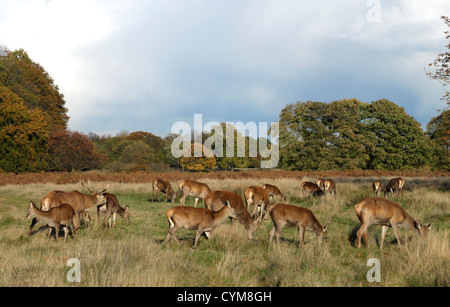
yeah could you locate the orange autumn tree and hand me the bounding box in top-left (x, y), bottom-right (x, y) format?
top-left (180, 143), bottom-right (216, 171)
top-left (0, 86), bottom-right (50, 172)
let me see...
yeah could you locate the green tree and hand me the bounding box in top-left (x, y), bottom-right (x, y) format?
top-left (363, 99), bottom-right (432, 170)
top-left (0, 86), bottom-right (50, 173)
top-left (0, 48), bottom-right (68, 131)
top-left (426, 109), bottom-right (450, 170)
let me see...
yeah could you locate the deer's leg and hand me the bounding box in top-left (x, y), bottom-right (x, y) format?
top-left (356, 222), bottom-right (371, 248)
top-left (298, 226), bottom-right (305, 248)
top-left (194, 198), bottom-right (199, 208)
top-left (29, 217), bottom-right (39, 235)
top-left (380, 225), bottom-right (389, 249)
top-left (391, 223), bottom-right (402, 248)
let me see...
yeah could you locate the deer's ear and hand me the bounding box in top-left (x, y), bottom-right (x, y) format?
top-left (29, 201), bottom-right (34, 208)
top-left (323, 224), bottom-right (328, 231)
top-left (414, 220), bottom-right (422, 229)
top-left (427, 222), bottom-right (434, 229)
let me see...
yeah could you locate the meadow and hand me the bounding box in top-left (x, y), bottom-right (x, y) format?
top-left (0, 175), bottom-right (448, 287)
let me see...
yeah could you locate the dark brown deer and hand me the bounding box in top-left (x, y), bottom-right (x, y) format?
top-left (384, 178), bottom-right (405, 199)
top-left (152, 178), bottom-right (176, 203)
top-left (268, 203), bottom-right (328, 247)
top-left (26, 201), bottom-right (76, 242)
top-left (354, 197), bottom-right (433, 249)
top-left (300, 182), bottom-right (324, 198)
top-left (97, 193), bottom-right (130, 228)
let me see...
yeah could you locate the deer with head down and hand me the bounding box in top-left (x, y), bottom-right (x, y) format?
top-left (300, 182), bottom-right (324, 198)
top-left (163, 202), bottom-right (237, 247)
top-left (152, 178), bottom-right (176, 203)
top-left (384, 177), bottom-right (405, 199)
top-left (97, 193), bottom-right (130, 228)
top-left (26, 201), bottom-right (76, 242)
top-left (262, 183), bottom-right (287, 203)
top-left (178, 180), bottom-right (210, 207)
top-left (268, 203), bottom-right (328, 248)
top-left (204, 190), bottom-right (261, 239)
top-left (372, 181), bottom-right (382, 197)
top-left (354, 197), bottom-right (433, 249)
top-left (244, 185), bottom-right (269, 223)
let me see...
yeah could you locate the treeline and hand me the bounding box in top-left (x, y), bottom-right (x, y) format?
top-left (279, 99), bottom-right (449, 171)
top-left (0, 47), bottom-right (449, 173)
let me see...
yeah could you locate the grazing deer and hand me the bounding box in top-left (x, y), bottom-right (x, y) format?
top-left (300, 182), bottom-right (324, 198)
top-left (97, 193), bottom-right (130, 228)
top-left (26, 201), bottom-right (76, 242)
top-left (372, 181), bottom-right (382, 197)
top-left (315, 178), bottom-right (326, 190)
top-left (204, 190), bottom-right (261, 239)
top-left (323, 179), bottom-right (336, 195)
top-left (263, 184), bottom-right (287, 203)
top-left (268, 204), bottom-right (328, 248)
top-left (163, 202), bottom-right (237, 247)
top-left (179, 180), bottom-right (211, 207)
top-left (152, 178), bottom-right (176, 203)
top-left (354, 197), bottom-right (433, 249)
top-left (384, 178), bottom-right (405, 199)
top-left (29, 182), bottom-right (108, 234)
top-left (244, 185), bottom-right (269, 222)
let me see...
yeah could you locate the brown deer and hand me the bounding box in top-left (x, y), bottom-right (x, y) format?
top-left (300, 182), bottom-right (324, 198)
top-left (29, 183), bottom-right (108, 234)
top-left (152, 178), bottom-right (176, 203)
top-left (204, 190), bottom-right (261, 239)
top-left (323, 179), bottom-right (336, 195)
top-left (354, 197), bottom-right (433, 249)
top-left (178, 180), bottom-right (211, 207)
top-left (372, 181), bottom-right (382, 197)
top-left (268, 204), bottom-right (328, 247)
top-left (262, 184), bottom-right (287, 203)
top-left (26, 201), bottom-right (76, 242)
top-left (315, 178), bottom-right (326, 190)
top-left (97, 193), bottom-right (130, 228)
top-left (163, 202), bottom-right (237, 247)
top-left (244, 185), bottom-right (269, 223)
top-left (384, 178), bottom-right (405, 199)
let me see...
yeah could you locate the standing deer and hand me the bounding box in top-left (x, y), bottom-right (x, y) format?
top-left (384, 178), bottom-right (405, 199)
top-left (26, 201), bottom-right (76, 242)
top-left (244, 185), bottom-right (269, 223)
top-left (152, 178), bottom-right (176, 203)
top-left (204, 190), bottom-right (261, 239)
top-left (315, 178), bottom-right (326, 190)
top-left (268, 204), bottom-right (328, 248)
top-left (97, 193), bottom-right (130, 228)
top-left (178, 180), bottom-right (211, 207)
top-left (372, 181), bottom-right (382, 197)
top-left (262, 184), bottom-right (287, 203)
top-left (323, 179), bottom-right (336, 195)
top-left (354, 197), bottom-right (433, 249)
top-left (29, 183), bottom-right (108, 234)
top-left (163, 202), bottom-right (237, 247)
top-left (300, 182), bottom-right (324, 198)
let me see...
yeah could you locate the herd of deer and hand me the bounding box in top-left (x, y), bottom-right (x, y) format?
top-left (25, 177), bottom-right (433, 249)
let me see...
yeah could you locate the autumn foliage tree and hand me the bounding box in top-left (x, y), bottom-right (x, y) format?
top-left (47, 130), bottom-right (105, 171)
top-left (0, 86), bottom-right (50, 172)
top-left (180, 143), bottom-right (216, 171)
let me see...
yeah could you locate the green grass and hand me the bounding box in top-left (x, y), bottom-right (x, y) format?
top-left (0, 179), bottom-right (448, 287)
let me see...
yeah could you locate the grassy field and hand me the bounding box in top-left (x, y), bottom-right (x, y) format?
top-left (0, 176), bottom-right (448, 287)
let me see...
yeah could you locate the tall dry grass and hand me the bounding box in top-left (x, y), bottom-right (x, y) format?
top-left (0, 177), bottom-right (448, 287)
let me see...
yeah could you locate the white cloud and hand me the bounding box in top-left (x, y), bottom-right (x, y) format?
top-left (0, 0), bottom-right (449, 135)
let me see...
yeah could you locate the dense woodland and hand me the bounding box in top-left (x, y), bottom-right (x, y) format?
top-left (1, 20), bottom-right (449, 174)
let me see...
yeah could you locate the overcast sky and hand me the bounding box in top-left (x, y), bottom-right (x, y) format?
top-left (0, 0), bottom-right (449, 137)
